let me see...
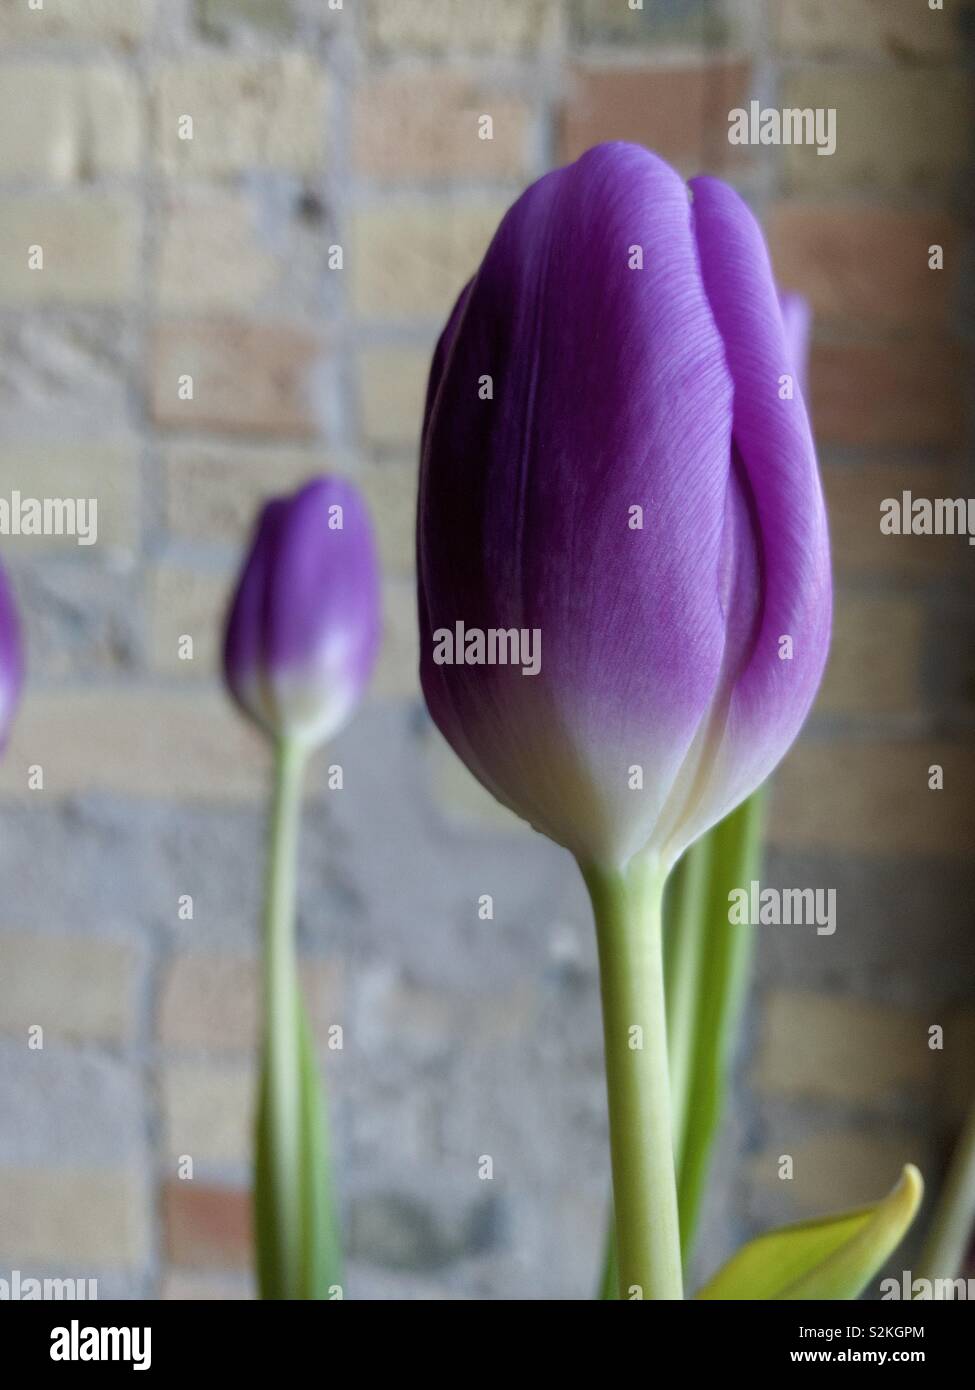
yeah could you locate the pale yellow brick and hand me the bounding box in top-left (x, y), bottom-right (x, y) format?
top-left (364, 0), bottom-right (561, 55)
top-left (358, 346), bottom-right (430, 449)
top-left (353, 72), bottom-right (531, 181)
top-left (164, 442), bottom-right (319, 544)
top-left (782, 70), bottom-right (972, 195)
top-left (0, 0), bottom-right (153, 43)
top-left (151, 320), bottom-right (324, 439)
top-left (0, 1168), bottom-right (149, 1265)
top-left (756, 991), bottom-right (933, 1107)
top-left (0, 65), bottom-right (142, 182)
top-left (157, 189), bottom-right (277, 311)
top-left (0, 934), bottom-right (138, 1044)
top-left (770, 742), bottom-right (975, 857)
top-left (162, 1061), bottom-right (252, 1166)
top-left (351, 202), bottom-right (501, 319)
top-left (0, 442), bottom-right (137, 554)
top-left (751, 1131), bottom-right (926, 1214)
top-left (371, 577), bottom-right (420, 701)
top-left (149, 566), bottom-right (230, 677)
top-left (0, 194), bottom-right (140, 304)
top-left (778, 0), bottom-right (961, 60)
top-left (818, 595), bottom-right (923, 716)
top-left (0, 691), bottom-right (270, 803)
top-left (154, 56), bottom-right (326, 176)
top-left (159, 953), bottom-right (343, 1052)
top-left (360, 457), bottom-right (417, 575)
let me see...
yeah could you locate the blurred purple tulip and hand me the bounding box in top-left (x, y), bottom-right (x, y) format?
top-left (224, 477), bottom-right (381, 748)
top-left (0, 558), bottom-right (23, 752)
top-left (417, 142), bottom-right (831, 871)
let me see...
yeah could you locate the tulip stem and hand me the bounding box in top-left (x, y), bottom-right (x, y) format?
top-left (583, 858), bottom-right (683, 1300)
top-left (255, 735), bottom-right (342, 1299)
top-left (917, 1095), bottom-right (975, 1286)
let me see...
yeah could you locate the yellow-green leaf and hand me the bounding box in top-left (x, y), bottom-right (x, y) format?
top-left (696, 1165), bottom-right (923, 1301)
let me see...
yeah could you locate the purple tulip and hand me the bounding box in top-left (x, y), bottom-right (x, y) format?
top-left (417, 143), bottom-right (831, 871)
top-left (224, 477), bottom-right (381, 748)
top-left (0, 558), bottom-right (23, 752)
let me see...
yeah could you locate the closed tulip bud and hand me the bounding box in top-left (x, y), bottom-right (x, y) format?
top-left (0, 559), bottom-right (22, 752)
top-left (417, 143), bottom-right (830, 875)
top-left (224, 477), bottom-right (381, 749)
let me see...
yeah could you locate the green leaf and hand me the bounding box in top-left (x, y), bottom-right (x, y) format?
top-left (696, 1165), bottom-right (924, 1301)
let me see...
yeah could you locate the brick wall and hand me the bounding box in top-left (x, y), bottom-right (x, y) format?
top-left (0, 0), bottom-right (971, 1299)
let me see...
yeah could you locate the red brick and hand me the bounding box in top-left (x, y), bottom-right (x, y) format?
top-left (768, 205), bottom-right (958, 332)
top-left (163, 1181), bottom-right (251, 1270)
top-left (560, 61), bottom-right (751, 171)
top-left (353, 72), bottom-right (531, 182)
top-left (810, 339), bottom-right (965, 448)
top-left (151, 319), bottom-right (324, 438)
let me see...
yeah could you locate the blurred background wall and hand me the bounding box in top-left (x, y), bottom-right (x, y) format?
top-left (0, 0), bottom-right (972, 1299)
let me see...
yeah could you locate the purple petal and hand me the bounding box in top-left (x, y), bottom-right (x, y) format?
top-left (0, 558), bottom-right (23, 752)
top-left (224, 477), bottom-right (381, 746)
top-left (419, 143), bottom-right (739, 865)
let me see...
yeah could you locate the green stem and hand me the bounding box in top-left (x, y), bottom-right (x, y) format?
top-left (918, 1097), bottom-right (975, 1285)
top-left (583, 857), bottom-right (683, 1300)
top-left (663, 835), bottom-right (714, 1182)
top-left (258, 734), bottom-right (307, 1299)
top-left (256, 735), bottom-right (342, 1299)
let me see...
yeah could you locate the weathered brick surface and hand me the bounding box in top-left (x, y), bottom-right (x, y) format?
top-left (0, 442), bottom-right (138, 555)
top-left (163, 1180), bottom-right (251, 1269)
top-left (358, 346), bottom-right (431, 450)
top-left (156, 190), bottom-right (277, 312)
top-left (0, 65), bottom-right (142, 182)
top-left (200, 0), bottom-right (299, 39)
top-left (572, 0), bottom-right (759, 47)
top-left (768, 205), bottom-right (959, 332)
top-left (158, 953), bottom-right (343, 1052)
top-left (781, 70), bottom-right (972, 195)
top-left (163, 442), bottom-right (320, 544)
top-left (148, 566), bottom-right (229, 677)
top-left (755, 992), bottom-right (933, 1106)
top-left (810, 339), bottom-right (965, 448)
top-left (363, 0), bottom-right (560, 56)
top-left (818, 595), bottom-right (923, 717)
top-left (353, 73), bottom-right (531, 183)
top-left (0, 1169), bottom-right (149, 1265)
top-left (560, 61), bottom-right (752, 169)
top-left (0, 692), bottom-right (269, 803)
top-left (822, 461), bottom-right (964, 582)
top-left (777, 0), bottom-right (961, 60)
top-left (0, 933), bottom-right (138, 1044)
top-left (0, 0), bottom-right (154, 43)
top-left (150, 320), bottom-right (325, 438)
top-left (770, 742), bottom-right (975, 857)
top-left (351, 202), bottom-right (503, 320)
top-left (371, 578), bottom-right (421, 701)
top-left (162, 1061), bottom-right (253, 1166)
top-left (0, 195), bottom-right (140, 304)
top-left (154, 56), bottom-right (326, 176)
